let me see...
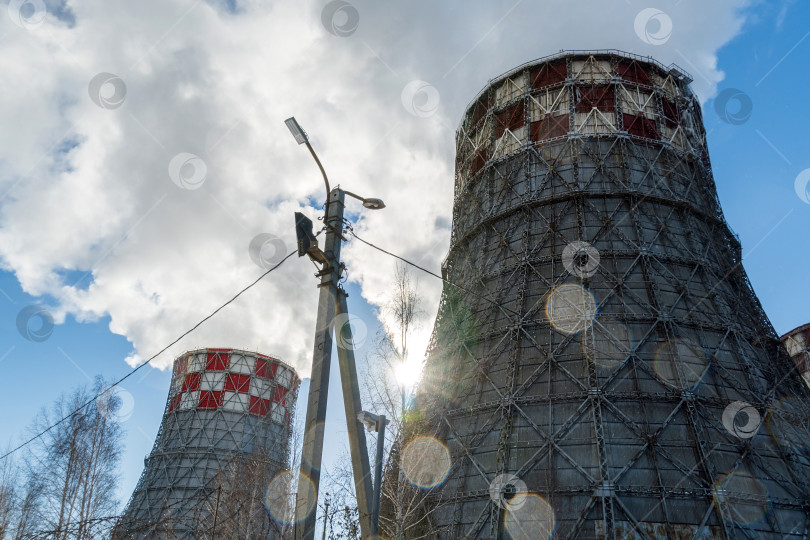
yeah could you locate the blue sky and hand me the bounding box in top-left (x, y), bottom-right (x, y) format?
top-left (703, 2), bottom-right (810, 336)
top-left (0, 0), bottom-right (808, 523)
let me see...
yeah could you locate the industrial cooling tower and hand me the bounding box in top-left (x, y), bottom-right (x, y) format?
top-left (115, 348), bottom-right (300, 538)
top-left (410, 51), bottom-right (810, 539)
top-left (782, 324), bottom-right (810, 390)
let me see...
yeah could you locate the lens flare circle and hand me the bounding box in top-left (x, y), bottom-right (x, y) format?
top-left (545, 283), bottom-right (597, 335)
top-left (766, 396), bottom-right (810, 451)
top-left (401, 436), bottom-right (451, 489)
top-left (504, 494), bottom-right (556, 540)
top-left (582, 319), bottom-right (632, 369)
top-left (264, 470), bottom-right (315, 524)
top-left (653, 338), bottom-right (709, 389)
top-left (713, 471), bottom-right (769, 525)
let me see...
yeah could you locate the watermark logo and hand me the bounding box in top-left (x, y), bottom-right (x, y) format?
top-left (401, 80), bottom-right (440, 118)
top-left (489, 473), bottom-right (528, 510)
top-left (794, 169), bottom-right (810, 204)
top-left (321, 0), bottom-right (359, 37)
top-left (562, 241), bottom-right (600, 279)
top-left (634, 8), bottom-right (672, 46)
top-left (98, 386), bottom-right (135, 422)
top-left (88, 73), bottom-right (127, 110)
top-left (714, 88), bottom-right (753, 125)
top-left (8, 0), bottom-right (46, 29)
top-left (16, 305), bottom-right (54, 342)
top-left (168, 153), bottom-right (207, 190)
top-left (722, 401), bottom-right (760, 439)
top-left (332, 313), bottom-right (368, 351)
top-left (249, 234), bottom-right (288, 270)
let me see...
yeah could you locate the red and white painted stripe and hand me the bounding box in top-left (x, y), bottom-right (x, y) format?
top-left (167, 349), bottom-right (299, 425)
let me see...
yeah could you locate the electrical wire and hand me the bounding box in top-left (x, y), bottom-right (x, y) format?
top-left (346, 229), bottom-right (521, 318)
top-left (0, 249), bottom-right (298, 462)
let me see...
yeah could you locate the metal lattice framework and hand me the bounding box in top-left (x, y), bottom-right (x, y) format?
top-left (782, 324), bottom-right (810, 390)
top-left (115, 348), bottom-right (300, 538)
top-left (414, 51), bottom-right (810, 539)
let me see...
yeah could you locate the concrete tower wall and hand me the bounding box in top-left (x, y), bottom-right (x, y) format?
top-left (782, 324), bottom-right (810, 390)
top-left (414, 51), bottom-right (810, 539)
top-left (116, 348), bottom-right (300, 538)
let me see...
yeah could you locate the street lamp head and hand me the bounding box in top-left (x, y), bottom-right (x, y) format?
top-left (284, 117), bottom-right (309, 145)
top-left (358, 410), bottom-right (384, 432)
top-left (362, 198), bottom-right (386, 210)
top-left (343, 190), bottom-right (386, 210)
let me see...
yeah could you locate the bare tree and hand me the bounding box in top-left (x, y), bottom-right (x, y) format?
top-left (370, 264), bottom-right (431, 540)
top-left (387, 263), bottom-right (421, 375)
top-left (207, 405), bottom-right (303, 539)
top-left (320, 452), bottom-right (360, 540)
top-left (205, 449), bottom-right (286, 538)
top-left (323, 264), bottom-right (452, 539)
top-left (278, 405), bottom-right (304, 539)
top-left (12, 479), bottom-right (42, 540)
top-left (334, 504), bottom-right (359, 540)
top-left (369, 263), bottom-right (424, 420)
top-left (0, 449), bottom-right (19, 538)
top-left (18, 377), bottom-right (123, 540)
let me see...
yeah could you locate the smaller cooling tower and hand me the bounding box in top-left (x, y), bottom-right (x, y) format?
top-left (115, 348), bottom-right (300, 538)
top-left (782, 324), bottom-right (810, 389)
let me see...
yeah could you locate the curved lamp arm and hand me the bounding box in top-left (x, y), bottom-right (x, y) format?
top-left (305, 141), bottom-right (330, 202)
top-left (285, 116), bottom-right (330, 204)
top-left (285, 117), bottom-right (384, 211)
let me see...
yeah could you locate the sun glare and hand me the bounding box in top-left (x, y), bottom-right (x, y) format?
top-left (394, 358), bottom-right (422, 387)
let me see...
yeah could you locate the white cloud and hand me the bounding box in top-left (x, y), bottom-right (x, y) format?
top-left (0, 0), bottom-right (750, 376)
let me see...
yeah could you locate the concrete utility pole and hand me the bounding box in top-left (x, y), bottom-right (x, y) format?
top-left (286, 117), bottom-right (384, 540)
